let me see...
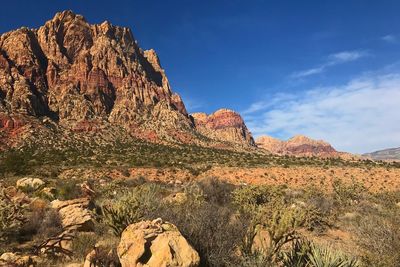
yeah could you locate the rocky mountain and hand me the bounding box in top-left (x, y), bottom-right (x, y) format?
top-left (191, 109), bottom-right (255, 146)
top-left (0, 10), bottom-right (254, 149)
top-left (256, 135), bottom-right (345, 158)
top-left (363, 147), bottom-right (400, 161)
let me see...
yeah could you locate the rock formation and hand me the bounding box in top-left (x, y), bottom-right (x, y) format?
top-left (51, 197), bottom-right (95, 231)
top-left (191, 109), bottom-right (255, 146)
top-left (0, 10), bottom-right (255, 148)
top-left (117, 218), bottom-right (200, 267)
top-left (256, 134), bottom-right (343, 157)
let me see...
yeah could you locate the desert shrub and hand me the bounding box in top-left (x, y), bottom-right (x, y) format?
top-left (56, 180), bottom-right (82, 200)
top-left (373, 190), bottom-right (400, 209)
top-left (0, 189), bottom-right (26, 241)
top-left (101, 183), bottom-right (163, 236)
top-left (0, 149), bottom-right (32, 175)
top-left (148, 196), bottom-right (250, 267)
top-left (232, 185), bottom-right (308, 265)
top-left (232, 184), bottom-right (287, 215)
top-left (36, 209), bottom-right (63, 240)
top-left (246, 206), bottom-right (305, 264)
top-left (19, 207), bottom-right (62, 243)
top-left (332, 179), bottom-right (366, 207)
top-left (239, 251), bottom-right (271, 267)
top-left (196, 177), bottom-right (235, 205)
top-left (354, 213), bottom-right (400, 267)
top-left (71, 232), bottom-right (98, 260)
top-left (89, 246), bottom-right (120, 267)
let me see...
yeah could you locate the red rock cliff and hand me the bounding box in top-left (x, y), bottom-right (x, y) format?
top-left (192, 109), bottom-right (255, 146)
top-left (0, 10), bottom-right (190, 136)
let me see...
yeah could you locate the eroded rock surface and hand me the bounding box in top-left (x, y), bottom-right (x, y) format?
top-left (256, 135), bottom-right (344, 158)
top-left (0, 10), bottom-right (256, 149)
top-left (51, 197), bottom-right (94, 231)
top-left (192, 109), bottom-right (255, 146)
top-left (117, 218), bottom-right (200, 267)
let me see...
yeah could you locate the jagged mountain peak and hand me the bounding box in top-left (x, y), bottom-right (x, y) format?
top-left (0, 10), bottom-right (254, 149)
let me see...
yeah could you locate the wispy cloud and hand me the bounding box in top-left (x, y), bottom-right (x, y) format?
top-left (291, 50), bottom-right (368, 78)
top-left (244, 72), bottom-right (400, 154)
top-left (381, 34), bottom-right (397, 43)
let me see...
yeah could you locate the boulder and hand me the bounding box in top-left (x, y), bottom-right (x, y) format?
top-left (51, 198), bottom-right (94, 231)
top-left (164, 192), bottom-right (188, 204)
top-left (252, 226), bottom-right (271, 253)
top-left (117, 218), bottom-right (200, 267)
top-left (16, 177), bottom-right (45, 191)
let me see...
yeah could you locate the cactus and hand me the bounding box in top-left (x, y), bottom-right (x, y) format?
top-left (101, 184), bottom-right (162, 236)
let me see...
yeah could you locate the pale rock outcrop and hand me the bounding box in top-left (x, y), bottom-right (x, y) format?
top-left (51, 197), bottom-right (94, 231)
top-left (16, 177), bottom-right (45, 191)
top-left (117, 218), bottom-right (200, 267)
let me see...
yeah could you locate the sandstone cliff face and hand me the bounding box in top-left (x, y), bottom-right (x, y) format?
top-left (256, 135), bottom-right (341, 157)
top-left (192, 109), bottom-right (255, 146)
top-left (0, 11), bottom-right (191, 141)
top-left (0, 10), bottom-right (255, 148)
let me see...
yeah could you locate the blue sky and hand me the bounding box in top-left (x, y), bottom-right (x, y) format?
top-left (1, 0), bottom-right (400, 153)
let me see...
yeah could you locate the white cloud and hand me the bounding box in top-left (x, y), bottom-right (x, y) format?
top-left (291, 67), bottom-right (325, 78)
top-left (381, 34), bottom-right (397, 43)
top-left (244, 73), bottom-right (400, 153)
top-left (328, 51), bottom-right (367, 64)
top-left (291, 50), bottom-right (368, 78)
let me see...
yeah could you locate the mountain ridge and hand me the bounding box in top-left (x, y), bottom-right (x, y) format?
top-left (256, 134), bottom-right (350, 158)
top-left (0, 10), bottom-right (255, 149)
top-left (363, 147), bottom-right (400, 161)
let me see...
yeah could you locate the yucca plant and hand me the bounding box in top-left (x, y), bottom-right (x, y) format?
top-left (282, 238), bottom-right (360, 267)
top-left (281, 239), bottom-right (312, 267)
top-left (308, 243), bottom-right (360, 267)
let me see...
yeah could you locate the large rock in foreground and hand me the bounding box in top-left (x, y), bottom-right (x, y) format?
top-left (51, 198), bottom-right (94, 231)
top-left (117, 218), bottom-right (200, 267)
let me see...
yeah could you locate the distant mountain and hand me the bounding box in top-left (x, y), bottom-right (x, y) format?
top-left (256, 135), bottom-right (349, 158)
top-left (363, 147), bottom-right (400, 161)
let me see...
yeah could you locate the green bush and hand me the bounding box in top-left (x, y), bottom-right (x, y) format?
top-left (101, 183), bottom-right (163, 236)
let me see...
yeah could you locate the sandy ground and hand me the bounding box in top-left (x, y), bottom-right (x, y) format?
top-left (60, 165), bottom-right (400, 192)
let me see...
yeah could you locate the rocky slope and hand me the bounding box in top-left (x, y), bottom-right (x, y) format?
top-left (363, 147), bottom-right (400, 161)
top-left (191, 109), bottom-right (255, 146)
top-left (0, 10), bottom-right (254, 149)
top-left (256, 135), bottom-right (344, 158)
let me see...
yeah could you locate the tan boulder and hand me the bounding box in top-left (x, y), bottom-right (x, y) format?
top-left (117, 218), bottom-right (200, 267)
top-left (252, 226), bottom-right (271, 253)
top-left (164, 192), bottom-right (188, 204)
top-left (51, 198), bottom-right (94, 231)
top-left (16, 177), bottom-right (45, 191)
